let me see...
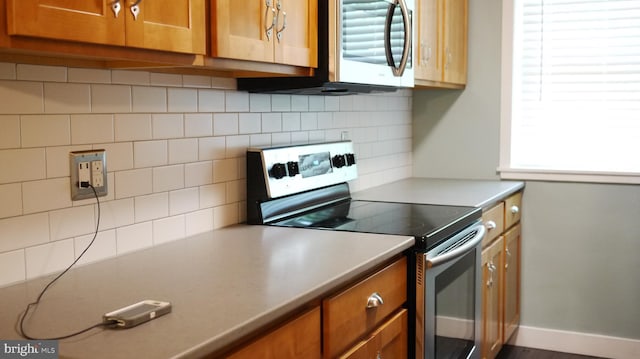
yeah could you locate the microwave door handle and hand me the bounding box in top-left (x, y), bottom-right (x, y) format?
top-left (426, 224), bottom-right (486, 269)
top-left (385, 0), bottom-right (411, 77)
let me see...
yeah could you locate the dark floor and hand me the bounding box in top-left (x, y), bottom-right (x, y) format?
top-left (496, 345), bottom-right (609, 359)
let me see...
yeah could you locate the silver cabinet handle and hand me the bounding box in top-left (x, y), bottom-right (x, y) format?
top-left (505, 248), bottom-right (512, 270)
top-left (366, 292), bottom-right (384, 309)
top-left (510, 205), bottom-right (520, 214)
top-left (487, 261), bottom-right (496, 288)
top-left (264, 0), bottom-right (276, 40)
top-left (275, 0), bottom-right (287, 43)
top-left (485, 220), bottom-right (497, 230)
top-left (111, 0), bottom-right (121, 18)
top-left (130, 0), bottom-right (141, 20)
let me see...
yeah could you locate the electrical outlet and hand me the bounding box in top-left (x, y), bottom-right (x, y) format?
top-left (70, 150), bottom-right (108, 201)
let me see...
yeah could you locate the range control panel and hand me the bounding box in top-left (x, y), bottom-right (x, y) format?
top-left (248, 141), bottom-right (358, 199)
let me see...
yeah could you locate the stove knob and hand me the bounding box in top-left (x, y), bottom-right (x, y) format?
top-left (269, 163), bottom-right (287, 179)
top-left (287, 161), bottom-right (299, 177)
top-left (332, 154), bottom-right (346, 168)
top-left (346, 153), bottom-right (356, 166)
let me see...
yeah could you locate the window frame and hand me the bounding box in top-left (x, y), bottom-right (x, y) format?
top-left (499, 0), bottom-right (640, 185)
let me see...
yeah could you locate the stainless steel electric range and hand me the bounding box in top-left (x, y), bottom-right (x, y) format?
top-left (247, 141), bottom-right (485, 359)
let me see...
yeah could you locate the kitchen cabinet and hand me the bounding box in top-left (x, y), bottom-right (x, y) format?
top-left (6, 0), bottom-right (205, 54)
top-left (323, 257), bottom-right (407, 358)
top-left (211, 0), bottom-right (318, 68)
top-left (340, 309), bottom-right (408, 359)
top-left (415, 0), bottom-right (468, 88)
top-left (481, 191), bottom-right (522, 359)
top-left (227, 306), bottom-right (321, 359)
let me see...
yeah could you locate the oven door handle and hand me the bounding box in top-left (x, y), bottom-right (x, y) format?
top-left (426, 224), bottom-right (486, 268)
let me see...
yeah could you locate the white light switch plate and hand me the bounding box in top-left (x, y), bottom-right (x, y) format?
top-left (70, 150), bottom-right (108, 201)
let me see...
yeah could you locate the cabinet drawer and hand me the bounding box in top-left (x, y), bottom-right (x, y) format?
top-left (504, 192), bottom-right (522, 230)
top-left (482, 202), bottom-right (504, 247)
top-left (227, 306), bottom-right (321, 359)
top-left (340, 309), bottom-right (408, 359)
top-left (323, 257), bottom-right (407, 359)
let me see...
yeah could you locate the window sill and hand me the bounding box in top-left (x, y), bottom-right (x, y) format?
top-left (498, 168), bottom-right (640, 185)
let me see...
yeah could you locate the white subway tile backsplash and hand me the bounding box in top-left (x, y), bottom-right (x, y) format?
top-left (0, 62), bottom-right (16, 79)
top-left (49, 203), bottom-right (95, 241)
top-left (198, 89), bottom-right (225, 113)
top-left (115, 114), bottom-right (152, 141)
top-left (112, 70), bottom-right (150, 85)
top-left (185, 208), bottom-right (214, 236)
top-left (74, 229), bottom-right (117, 266)
top-left (0, 148), bottom-right (46, 184)
top-left (0, 81), bottom-right (43, 114)
top-left (71, 114), bottom-right (114, 144)
top-left (115, 168), bottom-right (153, 199)
top-left (0, 115), bottom-right (20, 149)
top-left (134, 140), bottom-right (167, 168)
top-left (153, 114), bottom-right (184, 139)
top-left (25, 239), bottom-right (75, 279)
top-left (169, 138), bottom-right (198, 164)
top-left (91, 84), bottom-right (132, 113)
top-left (169, 188), bottom-right (199, 215)
top-left (0, 250), bottom-right (25, 287)
top-left (23, 174), bottom-right (72, 216)
top-left (135, 193), bottom-right (169, 222)
top-left (68, 67), bottom-right (111, 84)
top-left (153, 165), bottom-right (184, 192)
top-left (0, 213), bottom-right (49, 252)
top-left (153, 215), bottom-right (185, 244)
top-left (185, 161), bottom-right (213, 187)
top-left (116, 222), bottom-right (153, 254)
top-left (44, 83), bottom-right (91, 114)
top-left (0, 61), bottom-right (413, 285)
top-left (17, 64), bottom-right (67, 82)
top-left (0, 183), bottom-right (22, 219)
top-left (225, 91), bottom-right (249, 112)
top-left (168, 88), bottom-right (198, 113)
top-left (198, 137), bottom-right (225, 161)
top-left (132, 86), bottom-right (166, 113)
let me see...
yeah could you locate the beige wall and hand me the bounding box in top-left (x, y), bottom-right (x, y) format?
top-left (0, 62), bottom-right (413, 287)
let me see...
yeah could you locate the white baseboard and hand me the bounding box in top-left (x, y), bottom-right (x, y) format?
top-left (509, 325), bottom-right (640, 359)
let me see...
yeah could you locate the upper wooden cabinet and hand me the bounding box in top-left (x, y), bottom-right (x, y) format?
top-left (6, 0), bottom-right (205, 54)
top-left (211, 0), bottom-right (318, 68)
top-left (415, 0), bottom-right (468, 88)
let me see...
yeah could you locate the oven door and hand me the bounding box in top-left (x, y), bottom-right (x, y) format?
top-left (338, 0), bottom-right (414, 87)
top-left (416, 223), bottom-right (485, 359)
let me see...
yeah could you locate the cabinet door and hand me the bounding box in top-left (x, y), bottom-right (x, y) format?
top-left (211, 0), bottom-right (275, 63)
top-left (442, 0), bottom-right (468, 84)
top-left (273, 0), bottom-right (318, 67)
top-left (125, 0), bottom-right (205, 54)
top-left (340, 309), bottom-right (408, 359)
top-left (482, 236), bottom-right (503, 359)
top-left (6, 0), bottom-right (125, 46)
top-left (503, 224), bottom-right (521, 343)
top-left (415, 0), bottom-right (442, 82)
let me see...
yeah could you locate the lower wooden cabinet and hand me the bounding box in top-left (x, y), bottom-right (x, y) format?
top-left (340, 309), bottom-right (408, 359)
top-left (482, 236), bottom-right (504, 359)
top-left (503, 224), bottom-right (521, 342)
top-left (227, 306), bottom-right (321, 359)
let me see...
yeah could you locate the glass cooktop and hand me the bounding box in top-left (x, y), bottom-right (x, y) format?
top-left (271, 200), bottom-right (482, 252)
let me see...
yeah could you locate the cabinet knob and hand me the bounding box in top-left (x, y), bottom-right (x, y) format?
top-left (485, 220), bottom-right (497, 230)
top-left (366, 292), bottom-right (384, 309)
top-left (510, 205), bottom-right (520, 214)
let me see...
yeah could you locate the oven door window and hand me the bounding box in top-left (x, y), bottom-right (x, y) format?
top-left (434, 250), bottom-right (476, 358)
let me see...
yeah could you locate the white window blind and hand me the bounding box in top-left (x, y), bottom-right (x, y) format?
top-left (502, 0), bottom-right (640, 181)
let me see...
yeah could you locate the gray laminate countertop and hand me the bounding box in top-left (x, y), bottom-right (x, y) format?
top-left (353, 178), bottom-right (525, 208)
top-left (0, 225), bottom-right (413, 359)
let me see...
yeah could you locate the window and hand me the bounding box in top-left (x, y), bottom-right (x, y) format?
top-left (500, 0), bottom-right (640, 184)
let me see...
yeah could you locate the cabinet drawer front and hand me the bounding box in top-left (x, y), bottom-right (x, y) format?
top-left (228, 306), bottom-right (321, 359)
top-left (482, 202), bottom-right (504, 247)
top-left (504, 192), bottom-right (522, 229)
top-left (323, 257), bottom-right (407, 359)
top-left (340, 309), bottom-right (408, 359)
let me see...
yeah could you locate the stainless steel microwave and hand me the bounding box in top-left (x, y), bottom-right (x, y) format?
top-left (238, 0), bottom-right (415, 95)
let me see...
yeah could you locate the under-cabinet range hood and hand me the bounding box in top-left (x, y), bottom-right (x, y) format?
top-left (238, 0), bottom-right (415, 95)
